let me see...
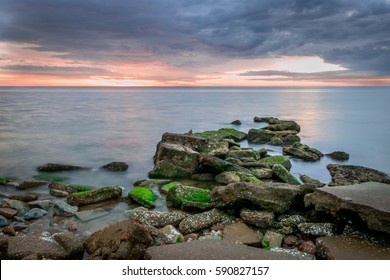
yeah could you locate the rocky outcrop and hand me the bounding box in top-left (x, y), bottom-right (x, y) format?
top-left (36, 163), bottom-right (85, 172)
top-left (327, 164), bottom-right (390, 186)
top-left (83, 218), bottom-right (170, 259)
top-left (211, 182), bottom-right (303, 213)
top-left (304, 182), bottom-right (390, 234)
top-left (67, 186), bottom-right (122, 206)
top-left (101, 161), bottom-right (129, 171)
top-left (283, 142), bottom-right (323, 161)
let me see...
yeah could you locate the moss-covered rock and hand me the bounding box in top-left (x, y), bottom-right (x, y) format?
top-left (215, 171), bottom-right (262, 184)
top-left (247, 128), bottom-right (300, 146)
top-left (195, 128), bottom-right (247, 142)
top-left (101, 161), bottom-right (129, 171)
top-left (160, 181), bottom-right (182, 194)
top-left (36, 163), bottom-right (85, 172)
top-left (272, 164), bottom-right (300, 185)
top-left (166, 185), bottom-right (211, 211)
top-left (283, 142), bottom-right (323, 161)
top-left (128, 187), bottom-right (158, 209)
top-left (253, 116), bottom-right (280, 124)
top-left (300, 174), bottom-right (325, 188)
top-left (0, 177), bottom-right (13, 184)
top-left (198, 154), bottom-right (249, 174)
top-left (149, 161), bottom-right (194, 179)
top-left (67, 186), bottom-right (122, 206)
top-left (261, 155), bottom-right (292, 170)
top-left (49, 182), bottom-right (92, 197)
top-left (199, 139), bottom-right (230, 157)
top-left (226, 148), bottom-right (261, 162)
top-left (34, 174), bottom-right (69, 182)
top-left (265, 121), bottom-right (301, 133)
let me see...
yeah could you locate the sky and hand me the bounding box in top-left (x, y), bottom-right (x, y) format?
top-left (0, 0), bottom-right (389, 86)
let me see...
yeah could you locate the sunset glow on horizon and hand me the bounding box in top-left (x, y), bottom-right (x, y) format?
top-left (0, 1), bottom-right (389, 87)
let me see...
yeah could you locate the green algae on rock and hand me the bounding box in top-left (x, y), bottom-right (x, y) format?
top-left (215, 171), bottom-right (262, 184)
top-left (272, 164), bottom-right (301, 185)
top-left (194, 128), bottom-right (247, 142)
top-left (67, 186), bottom-right (122, 206)
top-left (128, 187), bottom-right (158, 208)
top-left (34, 174), bottom-right (69, 183)
top-left (261, 155), bottom-right (292, 170)
top-left (166, 185), bottom-right (211, 211)
top-left (283, 142), bottom-right (323, 161)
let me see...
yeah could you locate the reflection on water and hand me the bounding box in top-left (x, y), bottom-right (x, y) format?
top-left (0, 86), bottom-right (389, 231)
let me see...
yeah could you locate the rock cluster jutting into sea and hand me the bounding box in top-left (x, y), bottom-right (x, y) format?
top-left (1, 116), bottom-right (390, 260)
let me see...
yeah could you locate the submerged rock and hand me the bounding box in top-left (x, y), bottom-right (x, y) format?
top-left (230, 119), bottom-right (241, 125)
top-left (327, 164), bottom-right (390, 186)
top-left (36, 163), bottom-right (85, 172)
top-left (67, 186), bottom-right (122, 206)
top-left (283, 142), bottom-right (323, 161)
top-left (49, 182), bottom-right (92, 197)
top-left (101, 161), bottom-right (129, 171)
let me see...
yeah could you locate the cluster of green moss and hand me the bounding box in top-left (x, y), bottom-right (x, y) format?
top-left (195, 128), bottom-right (246, 142)
top-left (0, 177), bottom-right (13, 184)
top-left (128, 187), bottom-right (158, 208)
top-left (34, 173), bottom-right (69, 182)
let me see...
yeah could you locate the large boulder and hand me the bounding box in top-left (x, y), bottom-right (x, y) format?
top-left (211, 182), bottom-right (303, 213)
top-left (283, 142), bottom-right (323, 161)
top-left (149, 142), bottom-right (199, 179)
top-left (83, 218), bottom-right (170, 259)
top-left (67, 186), bottom-right (122, 206)
top-left (327, 164), bottom-right (390, 186)
top-left (304, 182), bottom-right (390, 234)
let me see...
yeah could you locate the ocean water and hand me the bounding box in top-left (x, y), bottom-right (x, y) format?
top-left (0, 86), bottom-right (389, 223)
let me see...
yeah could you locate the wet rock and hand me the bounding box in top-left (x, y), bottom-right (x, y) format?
top-left (260, 155), bottom-right (292, 170)
top-left (200, 139), bottom-right (230, 157)
top-left (215, 171), bottom-right (262, 184)
top-left (0, 207), bottom-right (18, 218)
top-left (149, 142), bottom-right (199, 179)
top-left (251, 168), bottom-right (273, 179)
top-left (133, 179), bottom-right (171, 188)
top-left (128, 187), bottom-right (158, 208)
top-left (53, 200), bottom-right (78, 217)
top-left (253, 116), bottom-right (280, 124)
top-left (231, 119), bottom-right (241, 125)
top-left (33, 173), bottom-right (69, 183)
top-left (179, 209), bottom-right (231, 235)
top-left (0, 199), bottom-right (29, 215)
top-left (28, 199), bottom-right (52, 211)
top-left (299, 241), bottom-right (316, 254)
top-left (10, 222), bottom-right (28, 231)
top-left (240, 209), bottom-right (274, 228)
top-left (9, 194), bottom-right (39, 202)
top-left (101, 161), bottom-right (129, 171)
top-left (17, 181), bottom-right (47, 190)
top-left (304, 182), bottom-right (390, 234)
top-left (327, 164), bottom-right (390, 186)
top-left (222, 222), bottom-right (263, 246)
top-left (24, 208), bottom-right (47, 220)
top-left (3, 226), bottom-right (16, 236)
top-left (298, 223), bottom-right (337, 237)
top-left (50, 189), bottom-right (69, 197)
top-left (299, 175), bottom-right (325, 188)
top-left (75, 208), bottom-right (108, 222)
top-left (67, 185), bottom-right (122, 206)
top-left (0, 236), bottom-right (9, 258)
top-left (248, 128), bottom-right (300, 146)
top-left (326, 151), bottom-right (350, 161)
top-left (226, 148), bottom-right (261, 162)
top-left (161, 225), bottom-right (184, 243)
top-left (160, 181), bottom-right (181, 195)
top-left (266, 121), bottom-right (301, 133)
top-left (49, 182), bottom-right (92, 196)
top-left (0, 215), bottom-right (10, 226)
top-left (83, 217), bottom-right (170, 259)
top-left (211, 182), bottom-right (302, 213)
top-left (198, 154), bottom-right (248, 175)
top-left (124, 209), bottom-right (187, 228)
top-left (263, 230), bottom-right (284, 248)
top-left (283, 142), bottom-right (323, 161)
top-left (28, 219), bottom-right (51, 232)
top-left (272, 164), bottom-right (300, 185)
top-left (0, 177), bottom-right (13, 184)
top-left (195, 128), bottom-right (247, 142)
top-left (316, 235), bottom-right (390, 260)
top-left (36, 163), bottom-right (85, 172)
top-left (166, 185), bottom-right (211, 211)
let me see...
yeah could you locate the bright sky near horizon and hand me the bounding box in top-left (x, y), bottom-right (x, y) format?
top-left (0, 0), bottom-right (389, 86)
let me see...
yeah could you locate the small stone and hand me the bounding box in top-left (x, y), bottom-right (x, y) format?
top-left (263, 230), bottom-right (284, 248)
top-left (299, 241), bottom-right (316, 254)
top-left (68, 221), bottom-right (79, 232)
top-left (24, 208), bottom-right (47, 220)
top-left (326, 151), bottom-right (350, 161)
top-left (283, 235), bottom-right (298, 247)
top-left (3, 226), bottom-right (16, 236)
top-left (101, 161), bottom-right (129, 171)
top-left (0, 207), bottom-right (18, 218)
top-left (53, 200), bottom-right (78, 217)
top-left (161, 225), bottom-right (184, 243)
top-left (231, 120), bottom-right (242, 125)
top-left (0, 215), bottom-right (10, 226)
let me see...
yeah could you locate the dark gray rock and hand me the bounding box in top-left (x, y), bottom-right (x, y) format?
top-left (17, 181), bottom-right (47, 190)
top-left (23, 208), bottom-right (47, 220)
top-left (326, 151), bottom-right (350, 161)
top-left (0, 215), bottom-right (10, 226)
top-left (240, 209), bottom-right (274, 228)
top-left (8, 194), bottom-right (39, 202)
top-left (300, 175), bottom-right (325, 188)
top-left (53, 200), bottom-right (78, 217)
top-left (272, 164), bottom-right (300, 185)
top-left (304, 182), bottom-right (390, 234)
top-left (327, 164), bottom-right (390, 186)
top-left (36, 163), bottom-right (85, 172)
top-left (283, 142), bottom-right (323, 161)
top-left (231, 119), bottom-right (242, 125)
top-left (101, 161), bottom-right (129, 171)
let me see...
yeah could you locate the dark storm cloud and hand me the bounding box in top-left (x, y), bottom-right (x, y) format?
top-left (1, 0), bottom-right (389, 74)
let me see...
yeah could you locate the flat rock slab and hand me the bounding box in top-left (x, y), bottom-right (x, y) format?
top-left (222, 222), bottom-right (262, 245)
top-left (146, 240), bottom-right (308, 260)
top-left (305, 182), bottom-right (390, 234)
top-left (316, 235), bottom-right (390, 260)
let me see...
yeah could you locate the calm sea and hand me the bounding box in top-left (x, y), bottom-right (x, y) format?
top-left (0, 86), bottom-right (389, 213)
